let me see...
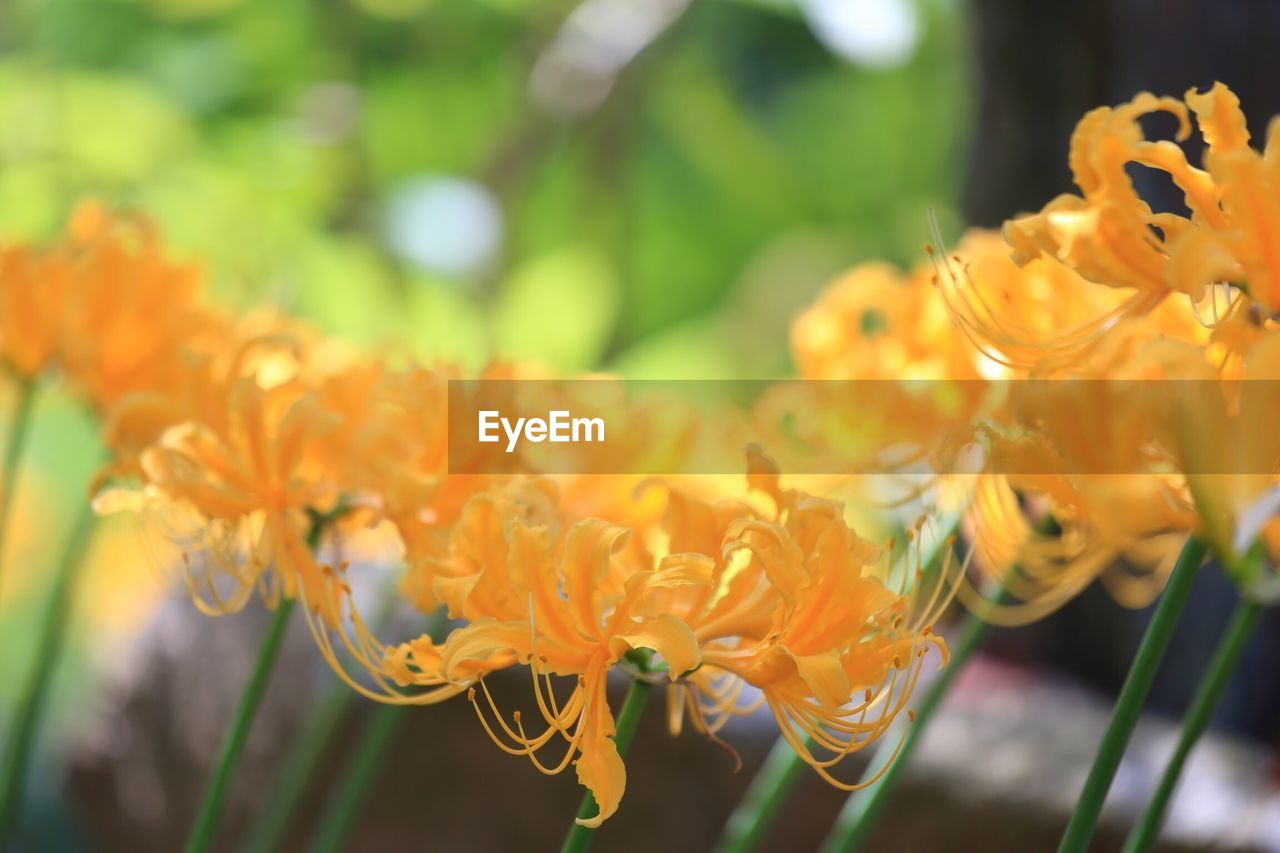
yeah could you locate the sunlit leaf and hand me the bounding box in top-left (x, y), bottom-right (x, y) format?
top-left (492, 246), bottom-right (620, 371)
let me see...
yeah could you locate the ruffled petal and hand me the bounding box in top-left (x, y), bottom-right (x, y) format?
top-left (612, 613), bottom-right (701, 680)
top-left (573, 671), bottom-right (626, 828)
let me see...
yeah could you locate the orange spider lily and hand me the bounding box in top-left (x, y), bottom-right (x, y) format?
top-left (58, 202), bottom-right (212, 414)
top-left (0, 242), bottom-right (68, 380)
top-left (360, 451), bottom-right (954, 826)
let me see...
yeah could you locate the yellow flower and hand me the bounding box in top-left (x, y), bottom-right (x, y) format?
top-left (372, 452), bottom-right (950, 825)
top-left (0, 242), bottom-right (68, 380)
top-left (0, 200), bottom-right (206, 390)
top-left (58, 202), bottom-right (211, 414)
top-left (94, 309), bottom-right (318, 490)
top-left (1002, 93), bottom-right (1216, 301)
top-left (1173, 328), bottom-right (1280, 587)
top-left (794, 228), bottom-right (1217, 623)
top-left (793, 257), bottom-right (980, 381)
top-left (1172, 84), bottom-right (1280, 312)
top-left (956, 335), bottom-right (1207, 623)
top-left (421, 477), bottom-right (699, 828)
top-left (670, 458), bottom-right (950, 790)
top-left (933, 228), bottom-right (1207, 372)
top-left (108, 363), bottom-right (352, 622)
top-left (786, 241), bottom-right (993, 490)
top-left (994, 82), bottom-right (1280, 347)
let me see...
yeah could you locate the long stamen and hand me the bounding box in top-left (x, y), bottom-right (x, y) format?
top-left (299, 589), bottom-right (456, 705)
top-left (526, 594), bottom-right (575, 734)
top-left (467, 687), bottom-right (547, 757)
top-left (512, 710), bottom-right (584, 775)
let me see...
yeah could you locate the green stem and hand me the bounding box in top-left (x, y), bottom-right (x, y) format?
top-left (1121, 597), bottom-right (1262, 853)
top-left (308, 705), bottom-right (407, 853)
top-left (0, 378), bottom-right (37, 594)
top-left (184, 598), bottom-right (296, 853)
top-left (0, 498), bottom-right (95, 843)
top-left (186, 519), bottom-right (332, 852)
top-left (298, 609), bottom-right (447, 852)
top-left (715, 734), bottom-right (815, 853)
top-left (560, 675), bottom-right (655, 853)
top-left (1057, 536), bottom-right (1208, 853)
top-left (819, 606), bottom-right (997, 853)
top-left (240, 679), bottom-right (353, 853)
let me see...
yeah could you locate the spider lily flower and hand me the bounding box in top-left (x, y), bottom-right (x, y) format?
top-left (297, 364), bottom-right (597, 705)
top-left (0, 201), bottom-right (205, 389)
top-left (373, 451), bottom-right (953, 826)
top-left (793, 232), bottom-right (1215, 623)
top-left (0, 241), bottom-right (69, 380)
top-left (993, 83), bottom-right (1280, 350)
top-left (1174, 329), bottom-right (1280, 591)
top-left (1171, 84), bottom-right (1280, 313)
top-left (787, 230), bottom-right (1201, 478)
top-left (792, 256), bottom-right (983, 382)
top-left (100, 365), bottom-right (356, 623)
top-left (326, 361), bottom-right (580, 615)
top-left (954, 336), bottom-right (1210, 623)
top-left (295, 363), bottom-right (711, 710)
top-left (333, 363), bottom-right (466, 610)
top-left (668, 459), bottom-right (955, 791)
top-left (44, 207), bottom-right (382, 629)
top-left (91, 310), bottom-right (320, 495)
top-left (396, 476), bottom-right (700, 828)
top-left (786, 243), bottom-right (998, 509)
top-left (963, 470), bottom-right (1195, 623)
top-left (57, 202), bottom-right (212, 414)
top-left (1002, 92), bottom-right (1208, 305)
top-left (931, 230), bottom-right (1209, 372)
top-left (299, 476), bottom-right (557, 709)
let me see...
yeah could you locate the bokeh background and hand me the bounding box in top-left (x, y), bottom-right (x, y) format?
top-left (4, 0), bottom-right (1280, 850)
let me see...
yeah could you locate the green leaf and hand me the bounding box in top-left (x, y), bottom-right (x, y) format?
top-left (492, 246), bottom-right (619, 371)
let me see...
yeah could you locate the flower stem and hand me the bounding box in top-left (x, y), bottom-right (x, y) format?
top-left (296, 608), bottom-right (447, 852)
top-left (239, 678), bottom-right (353, 853)
top-left (0, 498), bottom-right (95, 844)
top-left (819, 605), bottom-right (998, 853)
top-left (0, 378), bottom-right (37, 594)
top-left (715, 733), bottom-right (814, 853)
top-left (309, 705), bottom-right (407, 853)
top-left (1121, 596), bottom-right (1262, 853)
top-left (184, 598), bottom-right (296, 853)
top-left (560, 675), bottom-right (654, 853)
top-left (1057, 535), bottom-right (1207, 853)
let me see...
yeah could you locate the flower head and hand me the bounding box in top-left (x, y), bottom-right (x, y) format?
top-left (58, 203), bottom-right (211, 414)
top-left (0, 241), bottom-right (68, 380)
top-left (134, 371), bottom-right (347, 618)
top-left (371, 453), bottom-right (951, 825)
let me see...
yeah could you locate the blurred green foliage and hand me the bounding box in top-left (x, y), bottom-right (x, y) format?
top-left (0, 0), bottom-right (969, 377)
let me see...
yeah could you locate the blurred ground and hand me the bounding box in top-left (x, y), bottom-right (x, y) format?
top-left (62, 596), bottom-right (1278, 852)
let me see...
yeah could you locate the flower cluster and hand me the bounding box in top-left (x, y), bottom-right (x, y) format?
top-left (0, 203), bottom-right (206, 406)
top-left (791, 228), bottom-right (1206, 621)
top-left (15, 82), bottom-right (1271, 831)
top-left (991, 84), bottom-right (1280, 587)
top-left (13, 67), bottom-right (1280, 852)
top-left (0, 203), bottom-right (959, 826)
top-left (793, 82), bottom-right (1280, 618)
top-left (374, 452), bottom-right (950, 826)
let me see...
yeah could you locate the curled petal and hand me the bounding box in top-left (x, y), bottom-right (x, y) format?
top-left (784, 648), bottom-right (852, 709)
top-left (438, 618), bottom-right (532, 683)
top-left (611, 613), bottom-right (701, 680)
top-left (574, 672), bottom-right (625, 829)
